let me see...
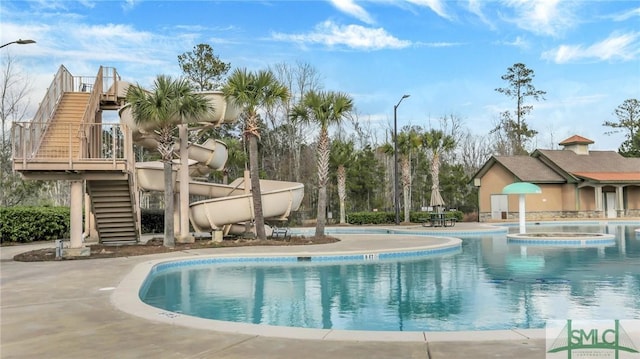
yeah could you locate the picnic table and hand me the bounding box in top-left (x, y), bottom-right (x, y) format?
top-left (421, 212), bottom-right (456, 227)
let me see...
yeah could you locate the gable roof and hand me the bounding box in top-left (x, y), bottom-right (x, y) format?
top-left (535, 149), bottom-right (640, 172)
top-left (472, 155), bottom-right (565, 183)
top-left (474, 148), bottom-right (640, 185)
top-left (494, 156), bottom-right (565, 182)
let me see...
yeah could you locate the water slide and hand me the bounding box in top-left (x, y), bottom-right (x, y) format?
top-left (117, 84), bottom-right (304, 235)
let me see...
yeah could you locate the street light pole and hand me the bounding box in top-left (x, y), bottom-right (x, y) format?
top-left (0, 39), bottom-right (36, 49)
top-left (393, 94), bottom-right (410, 225)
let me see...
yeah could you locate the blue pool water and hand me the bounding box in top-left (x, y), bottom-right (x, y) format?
top-left (140, 224), bottom-right (640, 331)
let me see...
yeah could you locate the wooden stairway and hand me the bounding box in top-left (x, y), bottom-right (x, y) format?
top-left (87, 179), bottom-right (139, 245)
top-left (36, 92), bottom-right (90, 159)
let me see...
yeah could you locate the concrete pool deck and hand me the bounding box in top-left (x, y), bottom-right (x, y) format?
top-left (1, 222), bottom-right (549, 359)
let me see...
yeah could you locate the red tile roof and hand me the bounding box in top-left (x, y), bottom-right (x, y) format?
top-left (559, 135), bottom-right (594, 145)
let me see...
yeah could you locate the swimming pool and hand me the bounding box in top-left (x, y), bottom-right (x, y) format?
top-left (139, 223), bottom-right (640, 332)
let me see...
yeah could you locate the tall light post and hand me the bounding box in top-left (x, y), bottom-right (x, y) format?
top-left (393, 94), bottom-right (410, 225)
top-left (0, 37), bottom-right (36, 207)
top-left (0, 39), bottom-right (36, 49)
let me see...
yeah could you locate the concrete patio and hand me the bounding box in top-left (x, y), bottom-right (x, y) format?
top-left (1, 223), bottom-right (547, 359)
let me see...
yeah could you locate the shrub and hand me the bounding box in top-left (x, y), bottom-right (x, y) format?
top-left (346, 211), bottom-right (394, 225)
top-left (346, 210), bottom-right (465, 225)
top-left (141, 208), bottom-right (164, 234)
top-left (0, 206), bottom-right (70, 243)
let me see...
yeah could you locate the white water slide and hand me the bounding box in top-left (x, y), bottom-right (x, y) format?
top-left (118, 85), bottom-right (304, 235)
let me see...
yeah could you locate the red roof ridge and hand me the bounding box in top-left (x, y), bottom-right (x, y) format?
top-left (559, 135), bottom-right (594, 145)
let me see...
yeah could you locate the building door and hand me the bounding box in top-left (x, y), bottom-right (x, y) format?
top-left (491, 194), bottom-right (508, 220)
top-left (605, 192), bottom-right (616, 218)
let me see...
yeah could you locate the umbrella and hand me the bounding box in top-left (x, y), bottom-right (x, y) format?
top-left (430, 188), bottom-right (445, 209)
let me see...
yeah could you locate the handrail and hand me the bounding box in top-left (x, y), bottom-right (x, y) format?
top-left (78, 67), bottom-right (104, 159)
top-left (76, 66), bottom-right (122, 159)
top-left (12, 122), bottom-right (127, 166)
top-left (12, 65), bottom-right (134, 173)
top-left (29, 65), bottom-right (74, 155)
top-left (101, 66), bottom-right (121, 101)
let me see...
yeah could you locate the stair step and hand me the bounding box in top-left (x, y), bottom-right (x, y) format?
top-left (99, 226), bottom-right (137, 232)
top-left (91, 193), bottom-right (130, 198)
top-left (100, 239), bottom-right (138, 246)
top-left (94, 213), bottom-right (135, 220)
top-left (100, 235), bottom-right (138, 241)
top-left (95, 214), bottom-right (136, 221)
top-left (94, 211), bottom-right (135, 218)
top-left (97, 226), bottom-right (137, 233)
top-left (91, 181), bottom-right (128, 186)
top-left (94, 220), bottom-right (135, 226)
top-left (100, 229), bottom-right (137, 234)
top-left (88, 176), bottom-right (140, 245)
top-left (95, 222), bottom-right (135, 229)
top-left (92, 196), bottom-right (131, 202)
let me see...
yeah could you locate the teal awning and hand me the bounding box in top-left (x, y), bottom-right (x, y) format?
top-left (502, 182), bottom-right (542, 194)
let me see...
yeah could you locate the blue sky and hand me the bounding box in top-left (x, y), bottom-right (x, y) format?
top-left (1, 0), bottom-right (639, 151)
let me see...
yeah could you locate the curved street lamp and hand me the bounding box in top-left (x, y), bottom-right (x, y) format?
top-left (0, 39), bottom-right (36, 49)
top-left (393, 94), bottom-right (410, 225)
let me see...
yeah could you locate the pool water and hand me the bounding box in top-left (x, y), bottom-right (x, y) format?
top-left (140, 224), bottom-right (640, 331)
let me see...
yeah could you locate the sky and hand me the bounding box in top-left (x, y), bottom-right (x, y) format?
top-left (1, 0), bottom-right (639, 151)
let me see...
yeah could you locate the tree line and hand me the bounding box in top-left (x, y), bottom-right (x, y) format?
top-left (2, 46), bottom-right (639, 241)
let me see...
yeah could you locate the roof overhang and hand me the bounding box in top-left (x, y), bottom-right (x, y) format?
top-left (572, 172), bottom-right (640, 183)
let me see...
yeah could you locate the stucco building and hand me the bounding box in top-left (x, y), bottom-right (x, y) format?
top-left (472, 135), bottom-right (640, 221)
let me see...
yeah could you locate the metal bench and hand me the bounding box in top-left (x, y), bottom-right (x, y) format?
top-left (271, 226), bottom-right (290, 240)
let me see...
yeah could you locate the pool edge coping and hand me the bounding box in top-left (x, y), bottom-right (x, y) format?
top-left (111, 221), bottom-right (640, 343)
top-left (112, 233), bottom-right (548, 343)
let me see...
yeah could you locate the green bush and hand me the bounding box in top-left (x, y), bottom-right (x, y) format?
top-left (346, 211), bottom-right (394, 224)
top-left (0, 206), bottom-right (70, 243)
top-left (346, 210), bottom-right (464, 225)
top-left (141, 208), bottom-right (164, 234)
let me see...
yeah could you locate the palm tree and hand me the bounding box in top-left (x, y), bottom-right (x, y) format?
top-left (291, 91), bottom-right (354, 237)
top-left (222, 68), bottom-right (289, 240)
top-left (382, 127), bottom-right (422, 222)
top-left (422, 129), bottom-right (456, 211)
top-left (125, 75), bottom-right (212, 247)
top-left (330, 139), bottom-right (355, 224)
top-left (220, 137), bottom-right (247, 185)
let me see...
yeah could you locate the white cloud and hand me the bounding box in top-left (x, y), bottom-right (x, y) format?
top-left (406, 0), bottom-right (451, 20)
top-left (500, 0), bottom-right (578, 37)
top-left (496, 36), bottom-right (530, 50)
top-left (122, 0), bottom-right (137, 11)
top-left (611, 6), bottom-right (640, 21)
top-left (414, 41), bottom-right (465, 48)
top-left (542, 32), bottom-right (640, 63)
top-left (329, 0), bottom-right (374, 24)
top-left (467, 0), bottom-right (495, 29)
top-left (271, 20), bottom-right (411, 50)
